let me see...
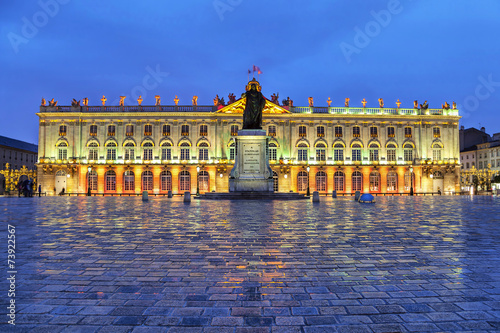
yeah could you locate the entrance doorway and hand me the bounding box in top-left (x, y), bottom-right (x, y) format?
top-left (55, 170), bottom-right (67, 194)
top-left (432, 171), bottom-right (444, 193)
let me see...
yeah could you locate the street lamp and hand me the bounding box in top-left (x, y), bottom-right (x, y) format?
top-left (87, 167), bottom-right (91, 196)
top-left (409, 166), bottom-right (414, 196)
top-left (196, 166), bottom-right (200, 196)
top-left (306, 166), bottom-right (310, 196)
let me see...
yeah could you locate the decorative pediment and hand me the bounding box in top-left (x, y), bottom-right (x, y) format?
top-left (216, 98), bottom-right (290, 114)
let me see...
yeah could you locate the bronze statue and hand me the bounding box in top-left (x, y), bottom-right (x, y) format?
top-left (41, 98), bottom-right (46, 106)
top-left (228, 93), bottom-right (236, 104)
top-left (242, 79), bottom-right (266, 130)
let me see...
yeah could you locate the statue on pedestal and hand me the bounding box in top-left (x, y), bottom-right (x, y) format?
top-left (155, 95), bottom-right (161, 106)
top-left (213, 95), bottom-right (219, 106)
top-left (119, 96), bottom-right (126, 106)
top-left (308, 97), bottom-right (314, 107)
top-left (83, 98), bottom-right (89, 106)
top-left (452, 101), bottom-right (457, 109)
top-left (174, 95), bottom-right (179, 106)
top-left (101, 95), bottom-right (107, 106)
top-left (442, 101), bottom-right (450, 109)
top-left (49, 98), bottom-right (58, 107)
top-left (192, 96), bottom-right (198, 106)
top-left (242, 79), bottom-right (266, 130)
top-left (361, 98), bottom-right (367, 108)
top-left (396, 99), bottom-right (401, 108)
top-left (137, 96), bottom-right (143, 106)
top-left (71, 99), bottom-right (80, 107)
top-left (345, 98), bottom-right (350, 107)
top-left (41, 98), bottom-right (46, 106)
top-left (420, 100), bottom-right (429, 110)
top-left (271, 93), bottom-right (279, 105)
top-left (414, 100), bottom-right (418, 109)
top-left (228, 93), bottom-right (236, 104)
top-left (327, 97), bottom-right (332, 107)
top-left (378, 98), bottom-right (384, 108)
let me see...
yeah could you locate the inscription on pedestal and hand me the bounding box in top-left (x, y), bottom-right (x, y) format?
top-left (242, 143), bottom-right (261, 174)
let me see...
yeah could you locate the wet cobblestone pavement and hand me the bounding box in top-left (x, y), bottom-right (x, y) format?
top-left (1, 196), bottom-right (500, 332)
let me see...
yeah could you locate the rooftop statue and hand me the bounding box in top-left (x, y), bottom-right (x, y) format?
top-left (83, 97), bottom-right (89, 106)
top-left (49, 98), bottom-right (58, 107)
top-left (71, 98), bottom-right (81, 107)
top-left (414, 100), bottom-right (419, 109)
top-left (101, 95), bottom-right (107, 106)
top-left (396, 99), bottom-right (401, 108)
top-left (345, 98), bottom-right (350, 107)
top-left (378, 98), bottom-right (384, 108)
top-left (213, 95), bottom-right (219, 106)
top-left (155, 95), bottom-right (161, 106)
top-left (442, 101), bottom-right (450, 109)
top-left (308, 97), bottom-right (314, 107)
top-left (420, 100), bottom-right (429, 110)
top-left (41, 98), bottom-right (46, 106)
top-left (228, 93), bottom-right (236, 104)
top-left (452, 101), bottom-right (457, 109)
top-left (327, 97), bottom-right (332, 107)
top-left (271, 93), bottom-right (279, 105)
top-left (119, 96), bottom-right (126, 106)
top-left (192, 96), bottom-right (198, 106)
top-left (137, 95), bottom-right (143, 106)
top-left (174, 95), bottom-right (179, 106)
top-left (361, 98), bottom-right (367, 108)
top-left (242, 79), bottom-right (265, 130)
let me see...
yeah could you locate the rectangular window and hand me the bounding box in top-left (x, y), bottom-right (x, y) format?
top-left (162, 124), bottom-right (170, 136)
top-left (58, 149), bottom-right (67, 160)
top-left (433, 127), bottom-right (441, 138)
top-left (143, 149), bottom-right (153, 160)
top-left (298, 149), bottom-right (308, 161)
top-left (199, 148), bottom-right (208, 160)
top-left (299, 125), bottom-right (307, 137)
top-left (200, 124), bottom-right (208, 136)
top-left (387, 126), bottom-right (395, 138)
top-left (404, 149), bottom-right (413, 162)
top-left (387, 149), bottom-right (396, 162)
top-left (404, 127), bottom-right (412, 138)
top-left (230, 147), bottom-right (236, 160)
top-left (269, 147), bottom-right (277, 161)
top-left (352, 149), bottom-right (361, 161)
top-left (106, 149), bottom-right (116, 160)
top-left (89, 125), bottom-right (98, 136)
top-left (88, 149), bottom-right (98, 160)
top-left (124, 148), bottom-right (135, 160)
top-left (370, 126), bottom-right (378, 138)
top-left (316, 149), bottom-right (326, 161)
top-left (335, 126), bottom-right (342, 137)
top-left (181, 125), bottom-right (189, 136)
top-left (334, 149), bottom-right (344, 161)
top-left (126, 125), bottom-right (134, 136)
top-left (268, 125), bottom-right (276, 137)
top-left (317, 126), bottom-right (325, 137)
top-left (108, 125), bottom-right (115, 136)
top-left (180, 148), bottom-right (190, 160)
top-left (144, 124), bottom-right (152, 136)
top-left (352, 126), bottom-right (360, 137)
top-left (59, 125), bottom-right (67, 136)
top-left (433, 149), bottom-right (442, 161)
top-left (369, 149), bottom-right (379, 161)
top-left (161, 148), bottom-right (171, 160)
top-left (231, 125), bottom-right (239, 136)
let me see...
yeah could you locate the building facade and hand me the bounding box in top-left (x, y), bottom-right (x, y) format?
top-left (0, 136), bottom-right (38, 194)
top-left (37, 85), bottom-right (461, 195)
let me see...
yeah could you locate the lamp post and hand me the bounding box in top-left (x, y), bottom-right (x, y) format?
top-left (87, 167), bottom-right (91, 196)
top-left (409, 166), bottom-right (414, 196)
top-left (196, 166), bottom-right (200, 196)
top-left (306, 166), bottom-right (310, 196)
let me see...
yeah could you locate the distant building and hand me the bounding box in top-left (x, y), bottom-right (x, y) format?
top-left (460, 126), bottom-right (500, 172)
top-left (36, 80), bottom-right (461, 195)
top-left (0, 136), bottom-right (38, 194)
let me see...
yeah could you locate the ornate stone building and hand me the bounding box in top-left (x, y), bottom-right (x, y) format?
top-left (37, 84), bottom-right (461, 195)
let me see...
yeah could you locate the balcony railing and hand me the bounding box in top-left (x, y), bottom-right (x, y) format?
top-left (39, 105), bottom-right (459, 117)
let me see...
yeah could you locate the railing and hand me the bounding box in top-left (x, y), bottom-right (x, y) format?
top-left (39, 105), bottom-right (459, 116)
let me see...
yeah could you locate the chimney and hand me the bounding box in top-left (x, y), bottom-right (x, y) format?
top-left (481, 127), bottom-right (485, 132)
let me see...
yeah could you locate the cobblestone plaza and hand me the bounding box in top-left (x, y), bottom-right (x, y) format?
top-left (1, 196), bottom-right (500, 332)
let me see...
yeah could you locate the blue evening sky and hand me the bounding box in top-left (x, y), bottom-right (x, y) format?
top-left (1, 0), bottom-right (499, 144)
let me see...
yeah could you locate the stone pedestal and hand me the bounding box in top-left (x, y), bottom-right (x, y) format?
top-left (229, 130), bottom-right (274, 192)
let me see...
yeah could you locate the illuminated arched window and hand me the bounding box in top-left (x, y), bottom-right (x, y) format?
top-left (142, 170), bottom-right (153, 191)
top-left (334, 143), bottom-right (344, 161)
top-left (124, 142), bottom-right (135, 160)
top-left (268, 143), bottom-right (277, 161)
top-left (57, 142), bottom-right (68, 160)
top-left (316, 143), bottom-right (326, 161)
top-left (161, 142), bottom-right (172, 161)
top-left (143, 142), bottom-right (153, 160)
top-left (87, 170), bottom-right (97, 191)
top-left (432, 142), bottom-right (443, 161)
top-left (106, 142), bottom-right (117, 160)
top-left (352, 171), bottom-right (362, 192)
top-left (352, 143), bottom-right (362, 162)
top-left (403, 143), bottom-right (414, 162)
top-left (316, 171), bottom-right (327, 192)
top-left (179, 170), bottom-right (191, 192)
top-left (198, 170), bottom-right (209, 192)
top-left (180, 142), bottom-right (190, 160)
top-left (297, 171), bottom-right (308, 192)
top-left (297, 143), bottom-right (308, 161)
top-left (369, 143), bottom-right (379, 162)
top-left (369, 171), bottom-right (380, 192)
top-left (387, 171), bottom-right (398, 191)
top-left (105, 170), bottom-right (116, 192)
top-left (198, 142), bottom-right (209, 161)
top-left (160, 170), bottom-right (172, 191)
top-left (124, 171), bottom-right (135, 191)
top-left (386, 143), bottom-right (397, 162)
top-left (334, 171), bottom-right (344, 191)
